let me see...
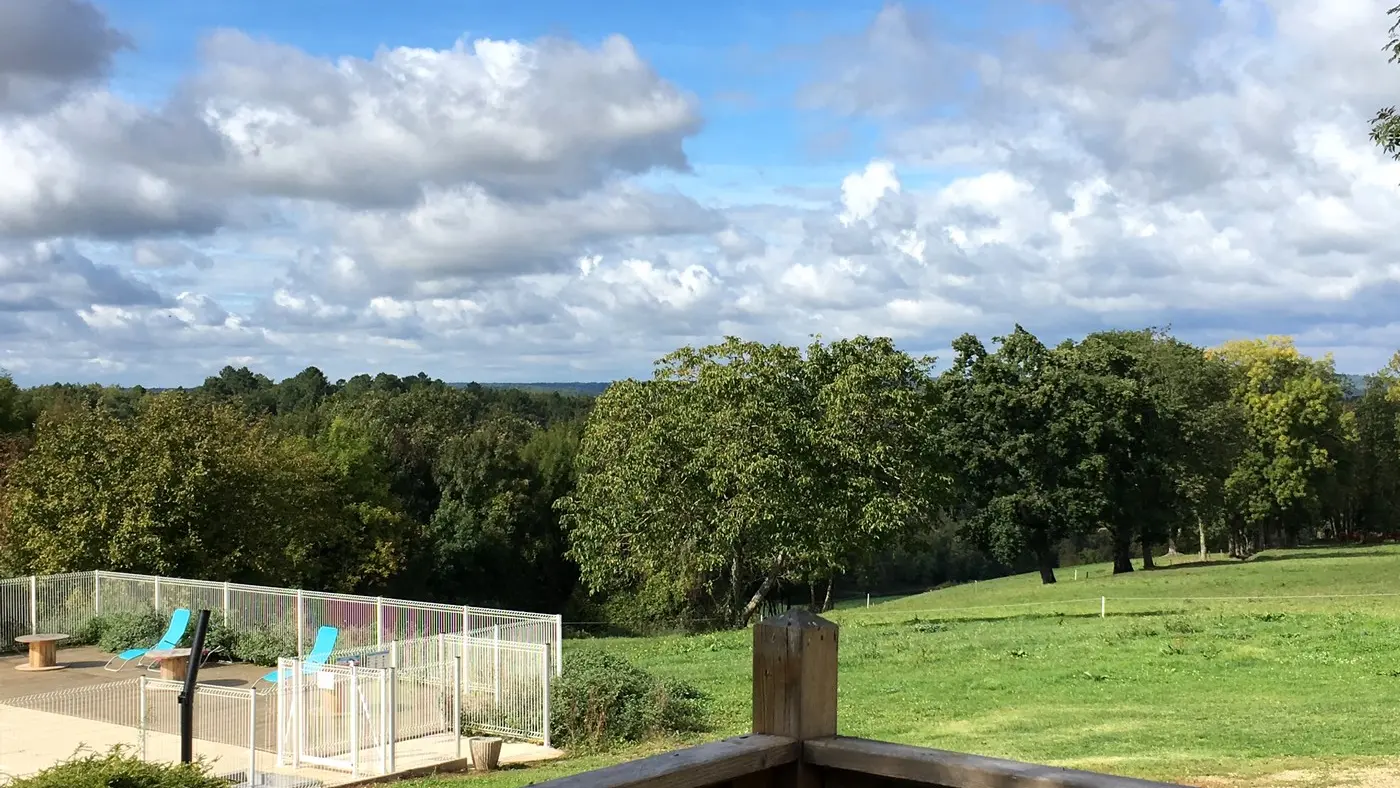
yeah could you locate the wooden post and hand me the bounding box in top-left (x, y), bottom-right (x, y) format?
top-left (753, 609), bottom-right (838, 788)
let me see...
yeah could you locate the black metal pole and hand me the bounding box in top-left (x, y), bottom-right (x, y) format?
top-left (179, 609), bottom-right (211, 764)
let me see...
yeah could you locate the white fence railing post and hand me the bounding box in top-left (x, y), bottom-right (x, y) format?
top-left (553, 614), bottom-right (563, 676)
top-left (223, 582), bottom-right (231, 621)
top-left (379, 668), bottom-right (390, 775)
top-left (453, 656), bottom-right (462, 759)
top-left (293, 660), bottom-right (303, 769)
top-left (296, 589), bottom-right (305, 657)
top-left (138, 675), bottom-right (148, 760)
top-left (492, 624), bottom-right (501, 707)
top-left (94, 572), bottom-right (102, 617)
top-left (386, 667), bottom-right (397, 773)
top-left (248, 688), bottom-right (257, 782)
top-left (542, 643), bottom-right (552, 748)
top-left (28, 575), bottom-right (37, 634)
top-left (276, 661), bottom-right (285, 767)
top-left (153, 576), bottom-right (161, 612)
top-left (375, 597), bottom-right (384, 646)
top-left (350, 664), bottom-right (361, 777)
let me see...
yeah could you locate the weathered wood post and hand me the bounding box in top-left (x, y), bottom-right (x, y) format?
top-left (753, 609), bottom-right (838, 788)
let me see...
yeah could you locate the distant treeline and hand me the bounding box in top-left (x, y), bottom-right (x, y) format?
top-left (1, 328), bottom-right (1397, 631)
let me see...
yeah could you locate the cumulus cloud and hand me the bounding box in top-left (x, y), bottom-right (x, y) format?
top-left (0, 241), bottom-right (162, 312)
top-left (0, 0), bottom-right (131, 113)
top-left (8, 0), bottom-right (1400, 384)
top-left (790, 0), bottom-right (1400, 370)
top-left (191, 31), bottom-right (702, 207)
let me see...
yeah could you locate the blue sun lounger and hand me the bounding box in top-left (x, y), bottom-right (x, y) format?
top-left (104, 608), bottom-right (191, 672)
top-left (261, 625), bottom-right (339, 684)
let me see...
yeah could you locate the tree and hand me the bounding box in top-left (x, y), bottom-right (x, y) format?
top-left (0, 393), bottom-right (357, 587)
top-left (1074, 330), bottom-right (1243, 567)
top-left (561, 336), bottom-right (942, 626)
top-left (1370, 5), bottom-right (1400, 159)
top-left (937, 327), bottom-right (1102, 584)
top-left (0, 371), bottom-right (33, 434)
top-left (1208, 338), bottom-right (1351, 555)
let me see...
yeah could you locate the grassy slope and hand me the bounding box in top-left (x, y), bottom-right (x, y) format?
top-left (410, 545), bottom-right (1400, 787)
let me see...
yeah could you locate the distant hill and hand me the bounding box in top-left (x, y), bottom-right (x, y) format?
top-left (451, 381), bottom-right (612, 396)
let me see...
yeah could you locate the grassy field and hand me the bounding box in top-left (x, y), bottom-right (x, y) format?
top-left (406, 544), bottom-right (1400, 788)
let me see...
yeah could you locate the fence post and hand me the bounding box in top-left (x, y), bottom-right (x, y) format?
top-left (138, 674), bottom-right (148, 761)
top-left (390, 639), bottom-right (399, 669)
top-left (386, 667), bottom-right (397, 773)
top-left (293, 660), bottom-right (303, 769)
top-left (542, 644), bottom-right (552, 749)
top-left (248, 688), bottom-right (257, 783)
top-left (223, 582), bottom-right (230, 621)
top-left (94, 573), bottom-right (102, 617)
top-left (376, 597), bottom-right (384, 646)
top-left (296, 590), bottom-right (305, 657)
top-left (379, 668), bottom-right (390, 775)
top-left (276, 660), bottom-right (285, 767)
top-left (453, 655), bottom-right (463, 759)
top-left (154, 576), bottom-right (161, 612)
top-left (1101, 596), bottom-right (1106, 618)
top-left (553, 614), bottom-right (563, 676)
top-left (492, 624), bottom-right (501, 707)
top-left (350, 664), bottom-right (361, 777)
top-left (28, 576), bottom-right (36, 634)
top-left (752, 608), bottom-right (837, 788)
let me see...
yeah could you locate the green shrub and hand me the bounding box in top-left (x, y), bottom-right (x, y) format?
top-left (231, 623), bottom-right (298, 666)
top-left (548, 650), bottom-right (708, 752)
top-left (97, 610), bottom-right (166, 653)
top-left (7, 746), bottom-right (226, 787)
top-left (68, 616), bottom-right (105, 646)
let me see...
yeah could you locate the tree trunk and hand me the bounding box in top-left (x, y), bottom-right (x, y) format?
top-left (1141, 538), bottom-right (1156, 570)
top-left (1037, 549), bottom-right (1057, 585)
top-left (740, 557), bottom-right (785, 625)
top-left (809, 582), bottom-right (817, 611)
top-left (1112, 530), bottom-right (1135, 574)
top-left (1166, 530), bottom-right (1178, 556)
top-left (821, 578), bottom-right (833, 613)
top-left (1198, 517), bottom-right (1208, 562)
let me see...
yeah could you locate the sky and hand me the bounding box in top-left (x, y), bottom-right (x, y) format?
top-left (2, 0), bottom-right (1400, 386)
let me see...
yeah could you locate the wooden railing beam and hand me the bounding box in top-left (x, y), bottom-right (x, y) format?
top-left (804, 737), bottom-right (1183, 788)
top-left (537, 735), bottom-right (798, 788)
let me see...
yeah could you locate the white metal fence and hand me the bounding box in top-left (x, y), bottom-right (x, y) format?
top-left (275, 659), bottom-right (391, 778)
top-left (326, 631), bottom-right (552, 745)
top-left (0, 570), bottom-right (562, 673)
top-left (0, 630), bottom-right (553, 784)
top-left (0, 678), bottom-right (283, 786)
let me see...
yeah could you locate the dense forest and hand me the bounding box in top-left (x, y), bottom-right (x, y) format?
top-left (0, 327), bottom-right (1397, 632)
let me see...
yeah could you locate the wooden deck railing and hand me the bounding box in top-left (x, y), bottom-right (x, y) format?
top-left (540, 610), bottom-right (1182, 788)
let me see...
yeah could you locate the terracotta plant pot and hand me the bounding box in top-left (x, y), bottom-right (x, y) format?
top-left (469, 736), bottom-right (504, 771)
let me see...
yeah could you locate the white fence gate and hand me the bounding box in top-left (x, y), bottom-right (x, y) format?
top-left (275, 660), bottom-right (391, 777)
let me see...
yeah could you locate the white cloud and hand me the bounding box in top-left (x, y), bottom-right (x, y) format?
top-left (8, 0), bottom-right (1400, 384)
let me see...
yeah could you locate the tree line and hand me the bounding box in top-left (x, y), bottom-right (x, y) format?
top-left (1, 328), bottom-right (1398, 631)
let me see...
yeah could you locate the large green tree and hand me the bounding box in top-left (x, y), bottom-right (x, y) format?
top-left (0, 393), bottom-right (362, 588)
top-left (561, 336), bottom-right (944, 626)
top-left (1209, 338), bottom-right (1351, 555)
top-left (937, 327), bottom-right (1106, 584)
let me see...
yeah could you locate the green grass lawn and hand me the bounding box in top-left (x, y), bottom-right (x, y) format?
top-left (406, 544), bottom-right (1400, 788)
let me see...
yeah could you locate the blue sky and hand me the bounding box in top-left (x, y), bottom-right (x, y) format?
top-left (1, 0), bottom-right (1398, 386)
